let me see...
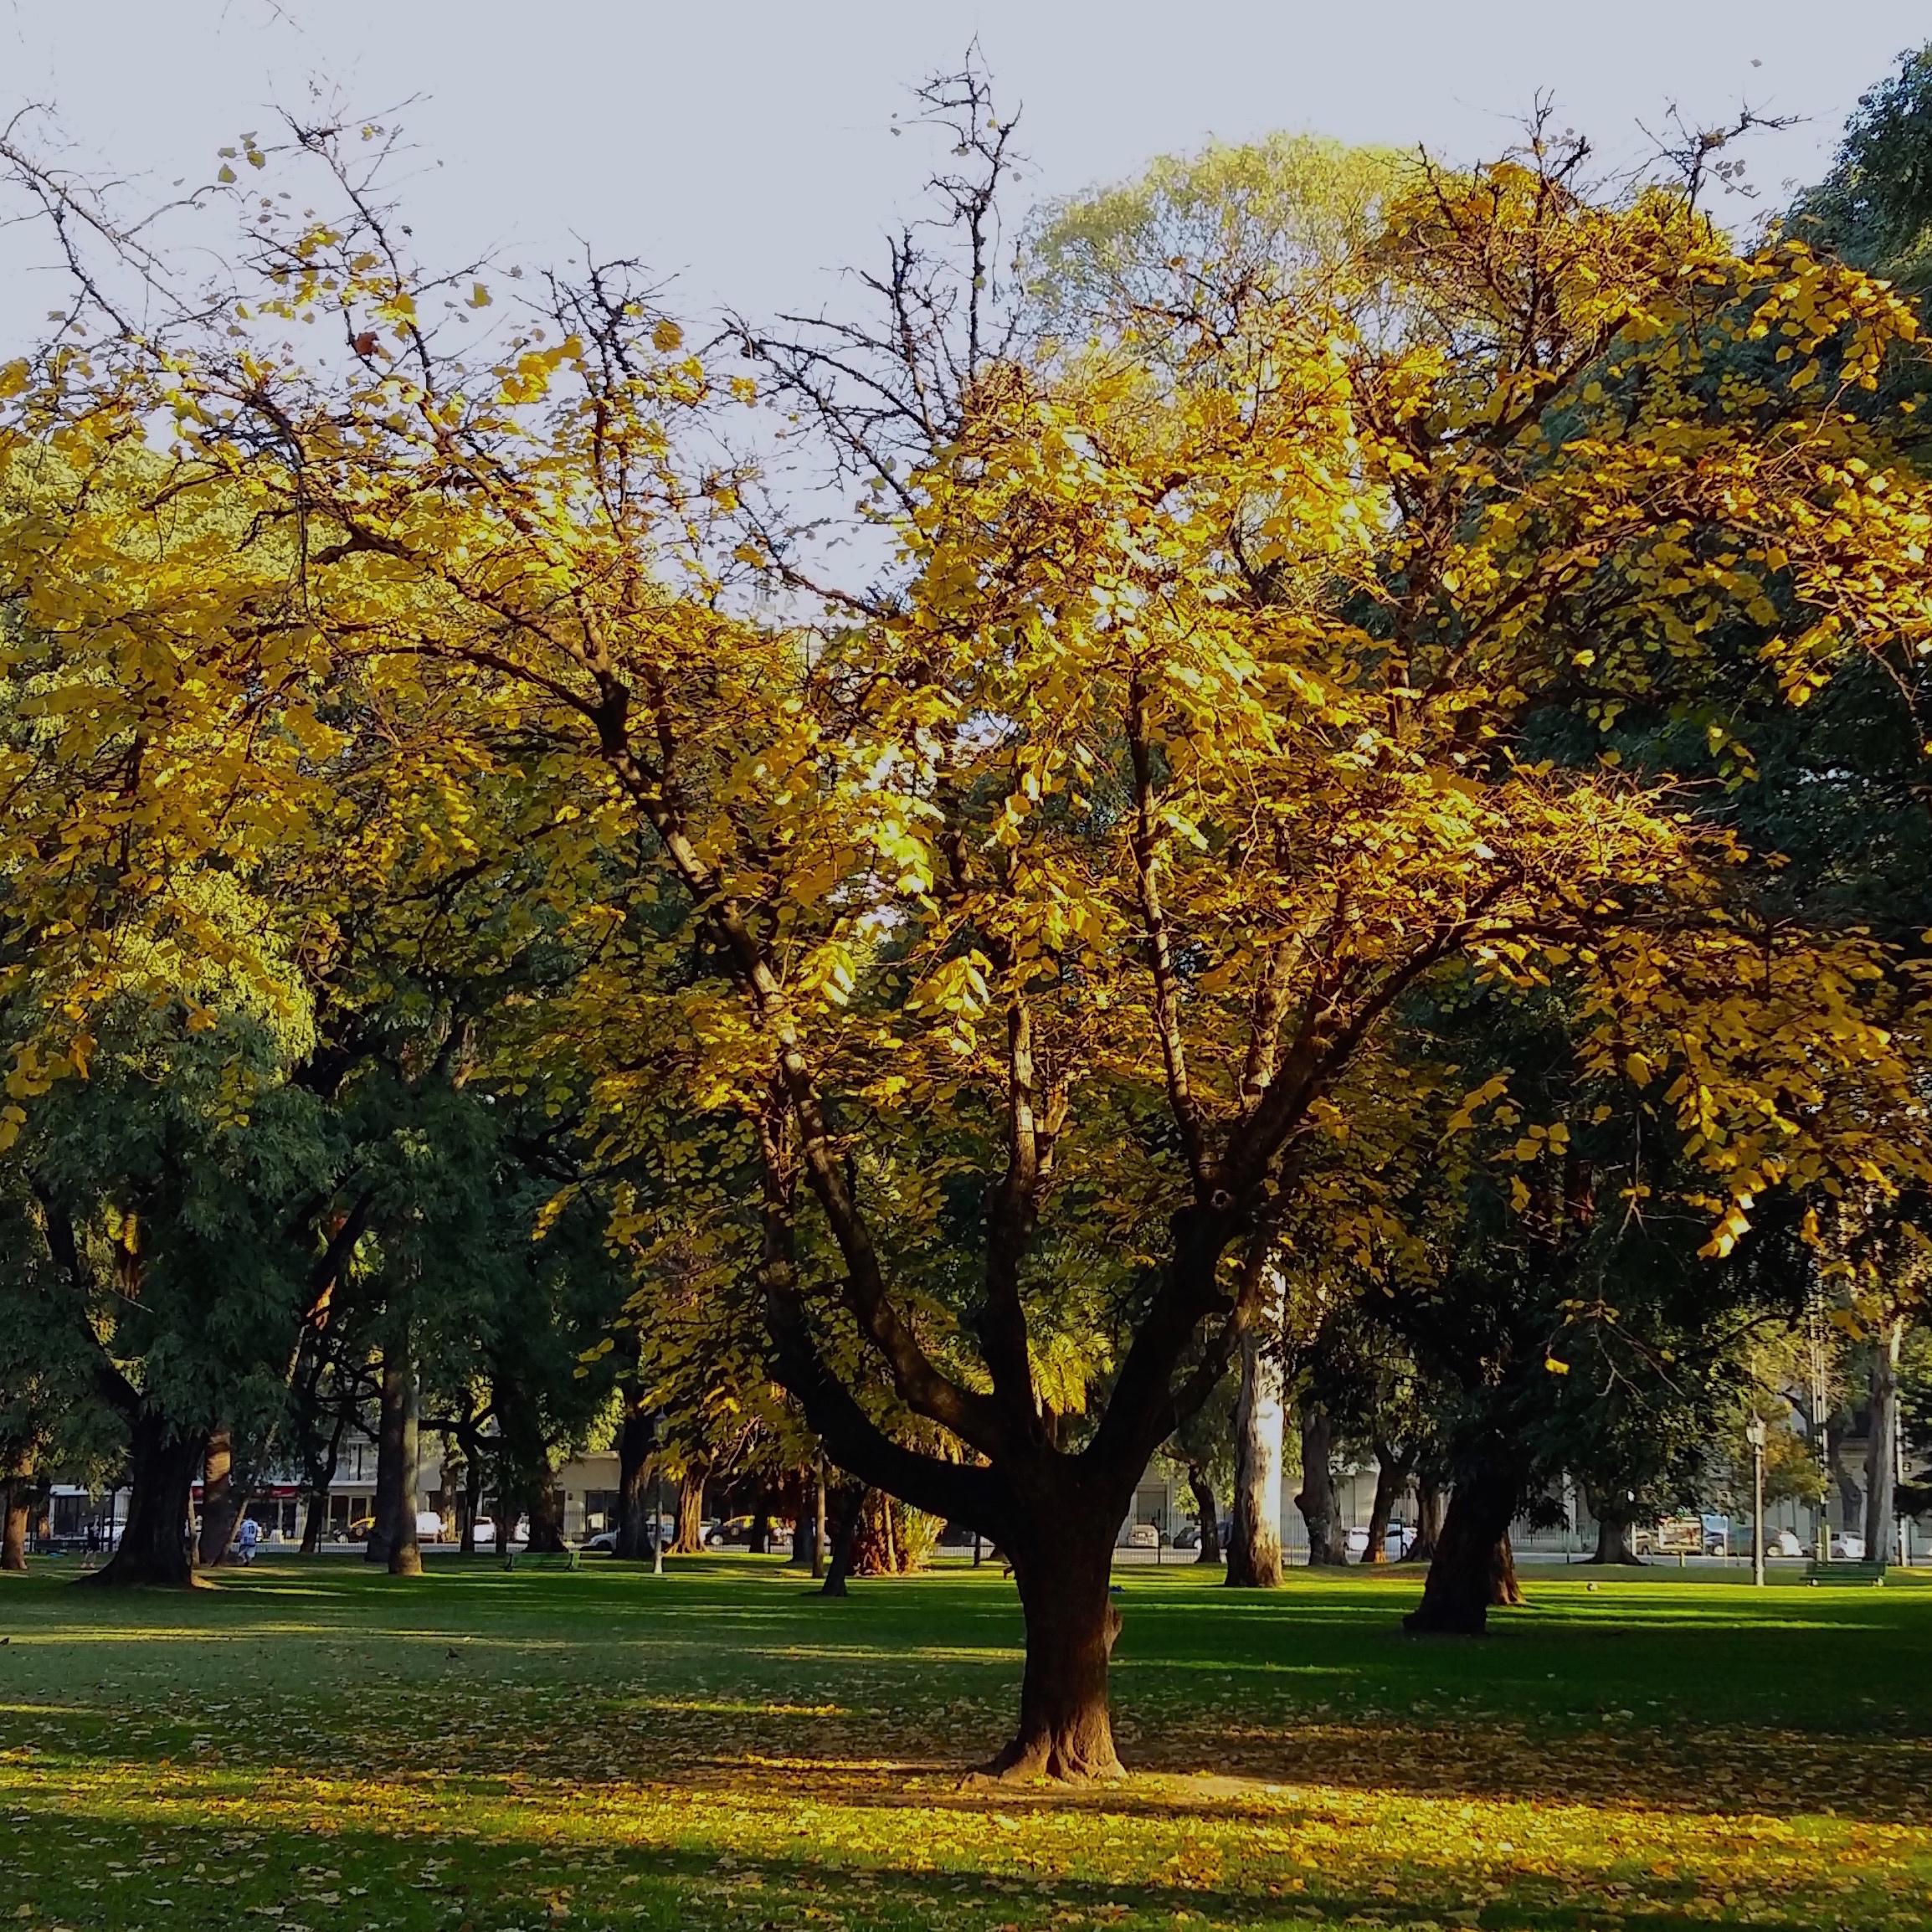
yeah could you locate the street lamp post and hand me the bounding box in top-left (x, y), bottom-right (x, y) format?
top-left (1745, 1416), bottom-right (1767, 1589)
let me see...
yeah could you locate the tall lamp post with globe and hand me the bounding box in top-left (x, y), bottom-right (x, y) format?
top-left (1745, 1415), bottom-right (1767, 1589)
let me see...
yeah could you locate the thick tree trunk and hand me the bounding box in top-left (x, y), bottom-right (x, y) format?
top-left (987, 1530), bottom-right (1124, 1782)
top-left (749, 1500), bottom-right (771, 1555)
top-left (2, 1479), bottom-right (28, 1572)
top-left (615, 1395), bottom-right (656, 1561)
top-left (84, 1412), bottom-right (203, 1588)
top-left (1865, 1315), bottom-right (1904, 1563)
top-left (820, 1482), bottom-right (866, 1597)
top-left (370, 1352), bottom-right (422, 1576)
top-left (198, 1428), bottom-right (240, 1567)
top-left (672, 1467), bottom-right (707, 1554)
top-left (1587, 1491), bottom-right (1643, 1565)
top-left (1361, 1445), bottom-right (1411, 1565)
top-left (1225, 1324), bottom-right (1284, 1587)
top-left (1294, 1398), bottom-right (1346, 1568)
top-left (1404, 1456), bottom-right (1525, 1634)
top-left (1185, 1464), bottom-right (1221, 1565)
top-left (1407, 1477), bottom-right (1445, 1563)
top-left (525, 1477), bottom-right (565, 1554)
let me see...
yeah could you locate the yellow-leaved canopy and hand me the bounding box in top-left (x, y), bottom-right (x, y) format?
top-left (6, 113), bottom-right (1932, 1765)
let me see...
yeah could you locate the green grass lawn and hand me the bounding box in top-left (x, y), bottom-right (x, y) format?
top-left (3, 1556), bottom-right (1930, 1931)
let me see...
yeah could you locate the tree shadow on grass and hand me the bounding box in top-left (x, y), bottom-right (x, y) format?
top-left (0, 1794), bottom-right (1907, 1932)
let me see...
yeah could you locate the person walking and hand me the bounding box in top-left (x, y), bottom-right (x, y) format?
top-left (237, 1516), bottom-right (260, 1566)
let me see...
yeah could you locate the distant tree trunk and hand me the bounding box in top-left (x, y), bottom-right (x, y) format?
top-left (370, 1351), bottom-right (423, 1576)
top-left (1827, 1431), bottom-right (1862, 1535)
top-left (1404, 1453), bottom-right (1525, 1634)
top-left (820, 1482), bottom-right (866, 1597)
top-left (1185, 1464), bottom-right (1221, 1565)
top-left (525, 1477), bottom-right (565, 1554)
top-left (615, 1390), bottom-right (656, 1561)
top-left (1361, 1444), bottom-right (1412, 1565)
top-left (1493, 1529), bottom-right (1524, 1606)
top-left (672, 1467), bottom-right (707, 1554)
top-left (749, 1498), bottom-right (771, 1555)
top-left (791, 1470), bottom-right (817, 1568)
top-left (84, 1410), bottom-right (203, 1588)
top-left (813, 1461), bottom-right (828, 1579)
top-left (2, 1478), bottom-right (28, 1572)
top-left (461, 1442), bottom-right (486, 1555)
top-left (1294, 1398), bottom-right (1346, 1568)
top-left (198, 1428), bottom-right (241, 1567)
top-left (1866, 1314), bottom-right (1904, 1563)
top-left (1408, 1478), bottom-right (1445, 1563)
top-left (1225, 1320), bottom-right (1284, 1587)
top-left (299, 1406), bottom-right (346, 1555)
top-left (1586, 1487), bottom-right (1643, 1565)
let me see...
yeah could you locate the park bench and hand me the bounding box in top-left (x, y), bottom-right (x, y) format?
top-left (502, 1548), bottom-right (581, 1573)
top-left (1804, 1557), bottom-right (1886, 1585)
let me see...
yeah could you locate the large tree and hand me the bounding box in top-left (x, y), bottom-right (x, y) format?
top-left (8, 83), bottom-right (1932, 1769)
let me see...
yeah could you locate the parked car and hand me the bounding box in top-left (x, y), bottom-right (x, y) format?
top-left (1831, 1532), bottom-right (1867, 1561)
top-left (703, 1516), bottom-right (793, 1549)
top-left (1171, 1521), bottom-right (1202, 1551)
top-left (1345, 1524), bottom-right (1417, 1560)
top-left (1124, 1522), bottom-right (1166, 1550)
top-left (1772, 1528), bottom-right (1804, 1558)
top-left (344, 1511), bottom-right (445, 1544)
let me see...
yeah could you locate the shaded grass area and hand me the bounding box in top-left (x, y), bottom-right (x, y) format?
top-left (3, 1556), bottom-right (1930, 1929)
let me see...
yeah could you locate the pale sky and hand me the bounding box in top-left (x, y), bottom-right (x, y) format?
top-left (0, 0), bottom-right (1926, 342)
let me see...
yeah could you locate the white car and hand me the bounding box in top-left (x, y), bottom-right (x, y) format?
top-left (1772, 1528), bottom-right (1804, 1558)
top-left (1346, 1524), bottom-right (1416, 1559)
top-left (1830, 1532), bottom-right (1866, 1561)
top-left (1124, 1523), bottom-right (1163, 1550)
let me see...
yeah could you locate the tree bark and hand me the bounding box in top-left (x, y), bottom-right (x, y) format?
top-left (370, 1351), bottom-right (422, 1576)
top-left (197, 1427), bottom-right (241, 1567)
top-left (525, 1476), bottom-right (565, 1554)
top-left (1865, 1314), bottom-right (1904, 1563)
top-left (986, 1529), bottom-right (1123, 1782)
top-left (820, 1482), bottom-right (866, 1597)
top-left (1407, 1477), bottom-right (1444, 1563)
top-left (1, 1479), bottom-right (28, 1572)
top-left (749, 1498), bottom-right (771, 1555)
top-left (1293, 1397), bottom-right (1346, 1569)
top-left (672, 1467), bottom-right (707, 1554)
top-left (84, 1411), bottom-right (204, 1588)
top-left (460, 1442), bottom-right (485, 1555)
top-left (615, 1393), bottom-right (656, 1561)
top-left (791, 1472), bottom-right (816, 1569)
top-left (1361, 1444), bottom-right (1411, 1565)
top-left (299, 1395), bottom-right (348, 1555)
top-left (1225, 1323), bottom-right (1284, 1586)
top-left (812, 1461), bottom-right (827, 1579)
top-left (1586, 1488), bottom-right (1644, 1565)
top-left (1185, 1463), bottom-right (1221, 1565)
top-left (1403, 1455), bottom-right (1525, 1634)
